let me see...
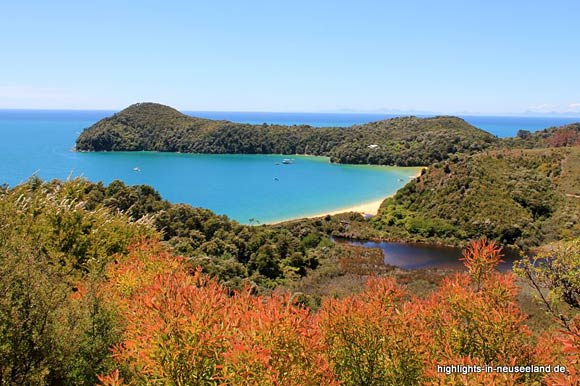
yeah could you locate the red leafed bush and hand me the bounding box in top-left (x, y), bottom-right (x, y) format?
top-left (316, 277), bottom-right (427, 385)
top-left (460, 236), bottom-right (503, 290)
top-left (543, 316), bottom-right (580, 385)
top-left (420, 271), bottom-right (542, 385)
top-left (317, 238), bottom-right (542, 385)
top-left (99, 239), bottom-right (337, 385)
top-left (97, 237), bottom-right (577, 385)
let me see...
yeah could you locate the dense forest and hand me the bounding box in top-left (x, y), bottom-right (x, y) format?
top-left (0, 177), bottom-right (342, 291)
top-left (75, 103), bottom-right (498, 166)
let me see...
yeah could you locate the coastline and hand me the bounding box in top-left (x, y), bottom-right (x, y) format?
top-left (266, 168), bottom-right (424, 225)
top-left (265, 198), bottom-right (386, 225)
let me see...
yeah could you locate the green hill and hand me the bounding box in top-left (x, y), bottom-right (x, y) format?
top-left (371, 146), bottom-right (580, 248)
top-left (75, 102), bottom-right (498, 166)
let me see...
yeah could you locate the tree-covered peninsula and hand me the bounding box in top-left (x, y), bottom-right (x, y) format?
top-left (75, 102), bottom-right (498, 166)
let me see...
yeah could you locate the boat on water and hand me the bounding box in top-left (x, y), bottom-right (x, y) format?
top-left (282, 158), bottom-right (294, 164)
top-left (133, 167), bottom-right (141, 172)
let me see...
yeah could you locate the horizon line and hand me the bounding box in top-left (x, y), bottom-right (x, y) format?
top-left (1, 106), bottom-right (580, 119)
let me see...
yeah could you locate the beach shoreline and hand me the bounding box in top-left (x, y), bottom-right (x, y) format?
top-left (264, 197), bottom-right (388, 226)
top-left (265, 168), bottom-right (424, 225)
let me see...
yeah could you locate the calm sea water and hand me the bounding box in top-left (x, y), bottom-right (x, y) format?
top-left (0, 110), bottom-right (421, 224)
top-left (1, 109), bottom-right (576, 224)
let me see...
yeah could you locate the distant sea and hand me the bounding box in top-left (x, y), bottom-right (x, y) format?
top-left (0, 109), bottom-right (577, 223)
top-left (186, 111), bottom-right (580, 137)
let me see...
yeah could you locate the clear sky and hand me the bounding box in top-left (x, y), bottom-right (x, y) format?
top-left (1, 0), bottom-right (579, 115)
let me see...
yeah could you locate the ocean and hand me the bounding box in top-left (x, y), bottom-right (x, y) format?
top-left (0, 109), bottom-right (576, 223)
top-left (185, 111), bottom-right (579, 137)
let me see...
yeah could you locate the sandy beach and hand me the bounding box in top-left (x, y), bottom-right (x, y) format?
top-left (302, 198), bottom-right (386, 218)
top-left (267, 168), bottom-right (424, 225)
top-left (264, 197), bottom-right (388, 225)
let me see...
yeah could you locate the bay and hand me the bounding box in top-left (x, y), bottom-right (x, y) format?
top-left (1, 109), bottom-right (576, 224)
top-left (0, 110), bottom-right (418, 224)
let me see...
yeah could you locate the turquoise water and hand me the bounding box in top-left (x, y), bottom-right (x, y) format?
top-left (1, 109), bottom-right (576, 224)
top-left (0, 110), bottom-right (419, 224)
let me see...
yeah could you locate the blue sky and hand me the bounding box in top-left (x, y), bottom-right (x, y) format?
top-left (1, 0), bottom-right (579, 115)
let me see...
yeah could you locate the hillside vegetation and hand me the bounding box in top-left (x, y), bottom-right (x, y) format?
top-left (2, 187), bottom-right (578, 385)
top-left (75, 102), bottom-right (498, 166)
top-left (370, 147), bottom-right (580, 248)
top-left (501, 122), bottom-right (580, 149)
top-left (1, 176), bottom-right (578, 385)
top-left (0, 177), bottom-right (362, 384)
top-left (0, 177), bottom-right (346, 291)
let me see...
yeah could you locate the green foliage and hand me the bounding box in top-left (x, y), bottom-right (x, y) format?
top-left (0, 178), bottom-right (138, 385)
top-left (0, 178), bottom-right (153, 276)
top-left (0, 243), bottom-right (73, 385)
top-left (3, 177), bottom-right (334, 292)
top-left (30, 177), bottom-right (330, 289)
top-left (501, 122), bottom-right (580, 149)
top-left (76, 103), bottom-right (498, 166)
top-left (403, 215), bottom-right (458, 238)
top-left (372, 147), bottom-right (580, 248)
top-left (514, 238), bottom-right (580, 329)
top-left (301, 232), bottom-right (322, 249)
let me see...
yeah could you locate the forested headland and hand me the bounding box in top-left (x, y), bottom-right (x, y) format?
top-left (75, 103), bottom-right (497, 166)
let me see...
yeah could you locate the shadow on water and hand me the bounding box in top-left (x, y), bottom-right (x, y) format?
top-left (333, 238), bottom-right (521, 271)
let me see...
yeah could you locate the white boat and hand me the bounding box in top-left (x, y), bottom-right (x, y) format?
top-left (282, 158), bottom-right (294, 164)
top-left (133, 167), bottom-right (141, 172)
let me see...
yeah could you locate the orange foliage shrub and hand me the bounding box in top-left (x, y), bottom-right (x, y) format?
top-left (317, 277), bottom-right (426, 385)
top-left (98, 369), bottom-right (124, 386)
top-left (218, 292), bottom-right (336, 385)
top-left (318, 238), bottom-right (543, 385)
top-left (421, 272), bottom-right (541, 385)
top-left (98, 237), bottom-right (577, 385)
top-left (542, 316), bottom-right (580, 385)
top-left (100, 239), bottom-right (337, 385)
top-left (546, 127), bottom-right (580, 147)
top-left (460, 236), bottom-right (503, 290)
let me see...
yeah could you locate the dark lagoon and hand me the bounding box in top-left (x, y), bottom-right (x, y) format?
top-left (335, 238), bottom-right (521, 271)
